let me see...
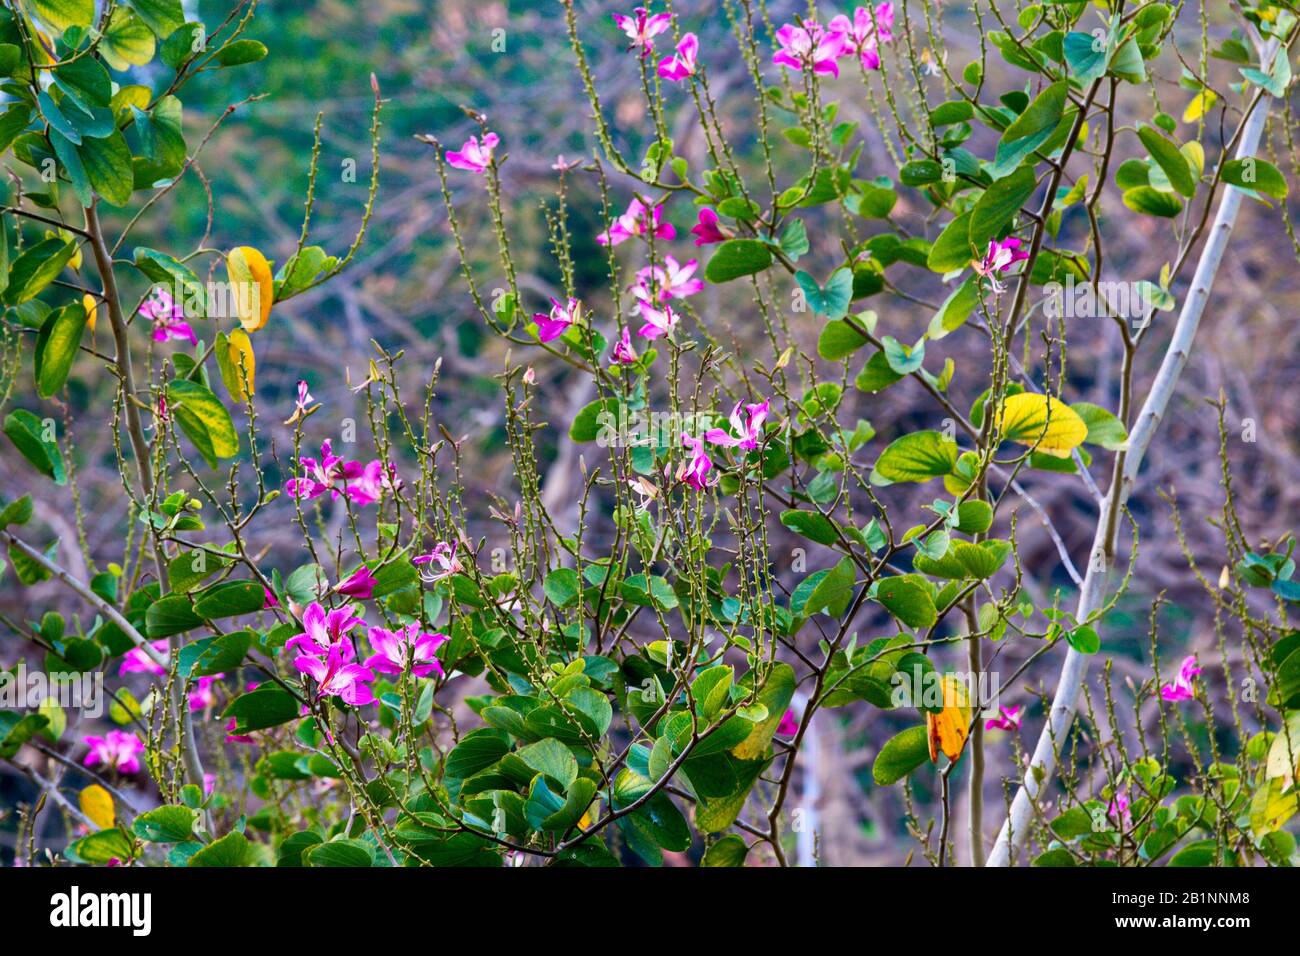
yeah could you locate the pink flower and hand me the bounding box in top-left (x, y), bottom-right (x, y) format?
top-left (365, 624), bottom-right (448, 679)
top-left (445, 132), bottom-right (499, 174)
top-left (598, 198), bottom-right (676, 246)
top-left (704, 399), bottom-right (770, 451)
top-left (772, 21), bottom-right (847, 77)
top-left (829, 4), bottom-right (894, 69)
top-left (973, 237), bottom-right (1030, 292)
top-left (674, 433), bottom-right (713, 490)
top-left (285, 601), bottom-right (364, 656)
top-left (690, 207), bottom-right (731, 246)
top-left (658, 32), bottom-right (699, 81)
top-left (83, 730), bottom-right (145, 775)
top-left (413, 541), bottom-right (463, 583)
top-left (295, 640), bottom-right (376, 707)
top-left (1160, 655), bottom-right (1202, 703)
top-left (776, 709), bottom-right (799, 737)
top-left (637, 303), bottom-right (680, 340)
top-left (203, 772), bottom-right (216, 796)
top-left (533, 297), bottom-right (582, 343)
top-left (262, 587), bottom-right (279, 610)
top-left (611, 327), bottom-right (639, 366)
top-left (612, 8), bottom-right (672, 57)
top-left (335, 565), bottom-right (377, 600)
top-left (286, 380), bottom-right (315, 425)
top-left (345, 460), bottom-right (399, 506)
top-left (984, 704), bottom-right (1022, 731)
top-left (140, 287), bottom-right (197, 345)
top-left (633, 255), bottom-right (704, 304)
top-left (187, 674), bottom-right (224, 712)
top-left (1108, 788), bottom-right (1132, 828)
top-left (285, 439), bottom-right (364, 501)
top-left (225, 718), bottom-right (254, 745)
top-left (119, 640), bottom-right (169, 677)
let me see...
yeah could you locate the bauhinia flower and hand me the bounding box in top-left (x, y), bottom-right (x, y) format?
top-left (284, 379), bottom-right (315, 425)
top-left (413, 541), bottom-right (462, 582)
top-left (704, 399), bottom-right (770, 451)
top-left (984, 704), bottom-right (1022, 731)
top-left (365, 624), bottom-right (449, 679)
top-left (776, 709), bottom-right (799, 737)
top-left (285, 439), bottom-right (363, 500)
top-left (1160, 655), bottom-right (1202, 703)
top-left (83, 730), bottom-right (144, 775)
top-left (674, 433), bottom-right (714, 490)
top-left (285, 601), bottom-right (364, 656)
top-left (188, 674), bottom-right (224, 712)
top-left (611, 7), bottom-right (672, 57)
top-left (295, 640), bottom-right (376, 707)
top-left (636, 303), bottom-right (680, 340)
top-left (140, 287), bottom-right (197, 345)
top-left (633, 255), bottom-right (704, 304)
top-left (972, 237), bottom-right (1030, 292)
top-left (611, 327), bottom-right (639, 365)
top-left (335, 565), bottom-right (378, 600)
top-left (658, 32), bottom-right (699, 81)
top-left (598, 198), bottom-right (676, 246)
top-left (119, 639), bottom-right (169, 677)
top-left (1108, 788), bottom-right (1132, 828)
top-left (533, 296), bottom-right (582, 343)
top-left (445, 131), bottom-right (499, 174)
top-left (344, 459), bottom-right (399, 506)
top-left (690, 207), bottom-right (732, 246)
top-left (829, 3), bottom-right (894, 70)
top-left (771, 21), bottom-right (847, 77)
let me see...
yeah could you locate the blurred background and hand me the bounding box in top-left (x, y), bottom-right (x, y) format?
top-left (3, 0), bottom-right (1299, 864)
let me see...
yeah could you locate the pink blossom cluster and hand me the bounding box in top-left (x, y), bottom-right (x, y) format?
top-left (771, 4), bottom-right (895, 77)
top-left (284, 439), bottom-right (399, 506)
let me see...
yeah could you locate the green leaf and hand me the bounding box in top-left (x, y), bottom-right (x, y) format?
top-left (133, 247), bottom-right (206, 314)
top-left (1070, 402), bottom-right (1128, 450)
top-left (31, 0), bottom-right (95, 34)
top-left (1062, 31), bottom-right (1108, 84)
top-left (3, 237), bottom-right (77, 304)
top-left (514, 738), bottom-right (578, 790)
top-left (871, 431), bottom-right (958, 485)
top-left (78, 130), bottom-right (135, 206)
top-left (222, 687), bottom-right (300, 732)
top-left (795, 268), bottom-right (852, 319)
top-left (1067, 624), bottom-right (1100, 654)
top-left (3, 409), bottom-right (65, 484)
top-left (792, 558), bottom-right (856, 618)
top-left (67, 828), bottom-right (133, 865)
top-left (873, 725), bottom-right (930, 785)
top-left (214, 39), bottom-right (268, 68)
top-left (992, 81), bottom-right (1067, 179)
top-left (1122, 185), bottom-right (1183, 217)
top-left (126, 0), bottom-right (185, 38)
top-left (702, 833), bottom-right (749, 866)
top-left (445, 728), bottom-right (511, 779)
top-left (817, 318), bottom-right (868, 360)
top-left (0, 495), bottom-right (33, 529)
top-left (926, 210), bottom-right (974, 273)
top-left (132, 805), bottom-right (196, 842)
top-left (53, 56), bottom-right (112, 112)
top-left (160, 22), bottom-right (206, 70)
top-left (543, 568), bottom-right (582, 608)
top-left (876, 575), bottom-right (938, 629)
top-left (569, 397), bottom-right (618, 442)
top-left (193, 580), bottom-right (264, 620)
top-left (969, 165), bottom-right (1037, 251)
top-left (1137, 125), bottom-right (1195, 198)
top-left (1221, 158), bottom-right (1288, 201)
top-left (307, 839), bottom-right (374, 867)
top-left (704, 239), bottom-right (773, 283)
top-left (780, 509), bottom-right (839, 546)
top-left (166, 379), bottom-right (239, 468)
top-left (778, 218), bottom-right (809, 260)
top-left (100, 8), bottom-right (156, 71)
top-left (187, 830), bottom-right (251, 867)
top-left (34, 301), bottom-right (88, 398)
top-left (144, 594), bottom-right (202, 638)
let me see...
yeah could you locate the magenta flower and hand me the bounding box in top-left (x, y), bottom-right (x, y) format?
top-left (611, 327), bottom-right (639, 366)
top-left (203, 772), bottom-right (216, 796)
top-left (674, 433), bottom-right (714, 490)
top-left (1160, 655), bottom-right (1202, 703)
top-left (690, 207), bottom-right (732, 246)
top-left (533, 297), bottom-right (582, 343)
top-left (413, 541), bottom-right (463, 583)
top-left (776, 709), bottom-right (799, 737)
top-left (335, 565), bottom-right (378, 601)
top-left (365, 624), bottom-right (449, 679)
top-left (119, 639), bottom-right (169, 677)
top-left (187, 674), bottom-right (224, 712)
top-left (985, 704), bottom-right (1022, 731)
top-left (285, 439), bottom-right (364, 500)
top-left (973, 237), bottom-right (1030, 292)
top-left (704, 399), bottom-right (770, 451)
top-left (225, 718), bottom-right (254, 745)
top-left (83, 730), bottom-right (145, 775)
top-left (634, 255), bottom-right (704, 304)
top-left (611, 8), bottom-right (672, 57)
top-left (295, 640), bottom-right (376, 707)
top-left (445, 132), bottom-right (499, 174)
top-left (286, 380), bottom-right (315, 425)
top-left (772, 21), bottom-right (847, 77)
top-left (636, 303), bottom-right (680, 340)
top-left (658, 32), bottom-right (699, 81)
top-left (829, 4), bottom-right (894, 69)
top-left (1108, 788), bottom-right (1132, 828)
top-left (140, 287), bottom-right (197, 345)
top-left (263, 587), bottom-right (279, 610)
top-left (285, 601), bottom-right (364, 656)
top-left (598, 198), bottom-right (676, 246)
top-left (343, 460), bottom-right (393, 506)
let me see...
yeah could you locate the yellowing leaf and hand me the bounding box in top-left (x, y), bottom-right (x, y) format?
top-left (215, 329), bottom-right (256, 401)
top-left (926, 674), bottom-right (971, 763)
top-left (1265, 714), bottom-right (1300, 789)
top-left (996, 392), bottom-right (1088, 458)
top-left (79, 784), bottom-right (115, 830)
top-left (1183, 89), bottom-right (1216, 123)
top-left (226, 246), bottom-right (273, 332)
top-left (82, 293), bottom-right (97, 332)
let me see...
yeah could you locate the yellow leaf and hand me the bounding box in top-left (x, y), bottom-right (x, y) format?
top-left (1182, 89), bottom-right (1216, 123)
top-left (83, 294), bottom-right (97, 333)
top-left (1181, 141), bottom-right (1205, 179)
top-left (79, 784), bottom-right (115, 830)
top-left (226, 246), bottom-right (274, 332)
top-left (215, 328), bottom-right (256, 401)
top-left (926, 674), bottom-right (971, 763)
top-left (1265, 714), bottom-right (1300, 789)
top-left (996, 392), bottom-right (1088, 458)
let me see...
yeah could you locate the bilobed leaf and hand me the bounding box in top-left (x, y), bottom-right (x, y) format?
top-left (222, 687), bottom-right (300, 732)
top-left (795, 268), bottom-right (853, 318)
top-left (996, 393), bottom-right (1087, 457)
top-left (166, 379), bottom-right (239, 468)
top-left (876, 575), bottom-right (937, 629)
top-left (100, 8), bottom-right (156, 70)
top-left (925, 674), bottom-right (971, 763)
top-left (126, 0), bottom-right (185, 38)
top-left (226, 246), bottom-right (274, 331)
top-left (704, 239), bottom-right (772, 283)
top-left (871, 430), bottom-right (959, 484)
top-left (1137, 125), bottom-right (1195, 198)
top-left (1221, 158), bottom-right (1288, 201)
top-left (1123, 185), bottom-right (1183, 217)
top-left (34, 301), bottom-right (88, 398)
top-left (817, 319), bottom-right (867, 360)
top-left (31, 0), bottom-right (95, 34)
top-left (1071, 402), bottom-right (1128, 450)
top-left (132, 805), bottom-right (196, 842)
